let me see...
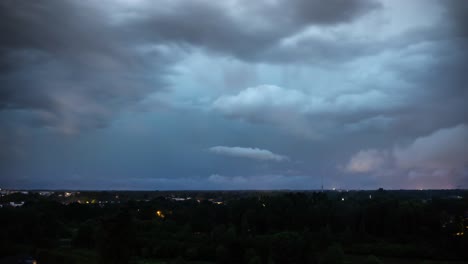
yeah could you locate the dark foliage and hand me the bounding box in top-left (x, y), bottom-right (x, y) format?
top-left (0, 190), bottom-right (467, 263)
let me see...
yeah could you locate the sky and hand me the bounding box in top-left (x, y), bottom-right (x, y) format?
top-left (0, 0), bottom-right (467, 190)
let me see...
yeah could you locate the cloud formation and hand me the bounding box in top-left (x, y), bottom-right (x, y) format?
top-left (345, 124), bottom-right (468, 188)
top-left (0, 0), bottom-right (384, 135)
top-left (209, 146), bottom-right (288, 162)
top-left (1, 0), bottom-right (468, 189)
top-left (345, 149), bottom-right (389, 173)
top-left (129, 0), bottom-right (381, 62)
top-left (213, 84), bottom-right (400, 138)
top-left (0, 0), bottom-right (176, 134)
top-left (394, 124), bottom-right (468, 171)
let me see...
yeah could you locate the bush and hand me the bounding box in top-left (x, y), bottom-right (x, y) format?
top-left (322, 244), bottom-right (344, 264)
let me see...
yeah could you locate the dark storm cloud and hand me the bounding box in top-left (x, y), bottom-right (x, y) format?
top-left (378, 0), bottom-right (468, 138)
top-left (213, 0), bottom-right (468, 140)
top-left (1, 0), bottom-right (468, 190)
top-left (442, 0), bottom-right (468, 37)
top-left (339, 0), bottom-right (468, 188)
top-left (355, 3), bottom-right (468, 147)
top-left (126, 0), bottom-right (381, 61)
top-left (0, 0), bottom-right (381, 134)
top-left (0, 0), bottom-right (176, 133)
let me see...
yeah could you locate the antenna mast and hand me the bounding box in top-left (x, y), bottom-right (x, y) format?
top-left (321, 175), bottom-right (324, 192)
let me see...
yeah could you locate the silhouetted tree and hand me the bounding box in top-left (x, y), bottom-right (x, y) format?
top-left (364, 255), bottom-right (383, 264)
top-left (96, 210), bottom-right (135, 264)
top-left (322, 244), bottom-right (344, 264)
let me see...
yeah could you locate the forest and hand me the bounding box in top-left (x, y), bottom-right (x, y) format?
top-left (0, 189), bottom-right (467, 264)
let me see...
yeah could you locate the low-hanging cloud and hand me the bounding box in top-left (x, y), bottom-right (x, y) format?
top-left (345, 149), bottom-right (389, 173)
top-left (209, 146), bottom-right (289, 162)
top-left (394, 124), bottom-right (468, 171)
top-left (212, 84), bottom-right (399, 138)
top-left (344, 124), bottom-right (468, 187)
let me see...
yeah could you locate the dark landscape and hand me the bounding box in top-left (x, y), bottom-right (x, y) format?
top-left (1, 189), bottom-right (467, 263)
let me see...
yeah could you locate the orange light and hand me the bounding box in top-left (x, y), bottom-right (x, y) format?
top-left (156, 210), bottom-right (165, 218)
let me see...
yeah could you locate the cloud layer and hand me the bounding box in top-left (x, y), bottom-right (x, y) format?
top-left (1, 0), bottom-right (467, 189)
top-left (209, 146), bottom-right (288, 162)
top-left (345, 149), bottom-right (389, 173)
top-left (345, 124), bottom-right (468, 188)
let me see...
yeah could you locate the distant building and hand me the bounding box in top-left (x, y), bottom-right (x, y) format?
top-left (208, 198), bottom-right (224, 205)
top-left (9, 202), bottom-right (25, 207)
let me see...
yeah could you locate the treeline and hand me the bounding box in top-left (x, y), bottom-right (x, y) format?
top-left (0, 191), bottom-right (467, 263)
